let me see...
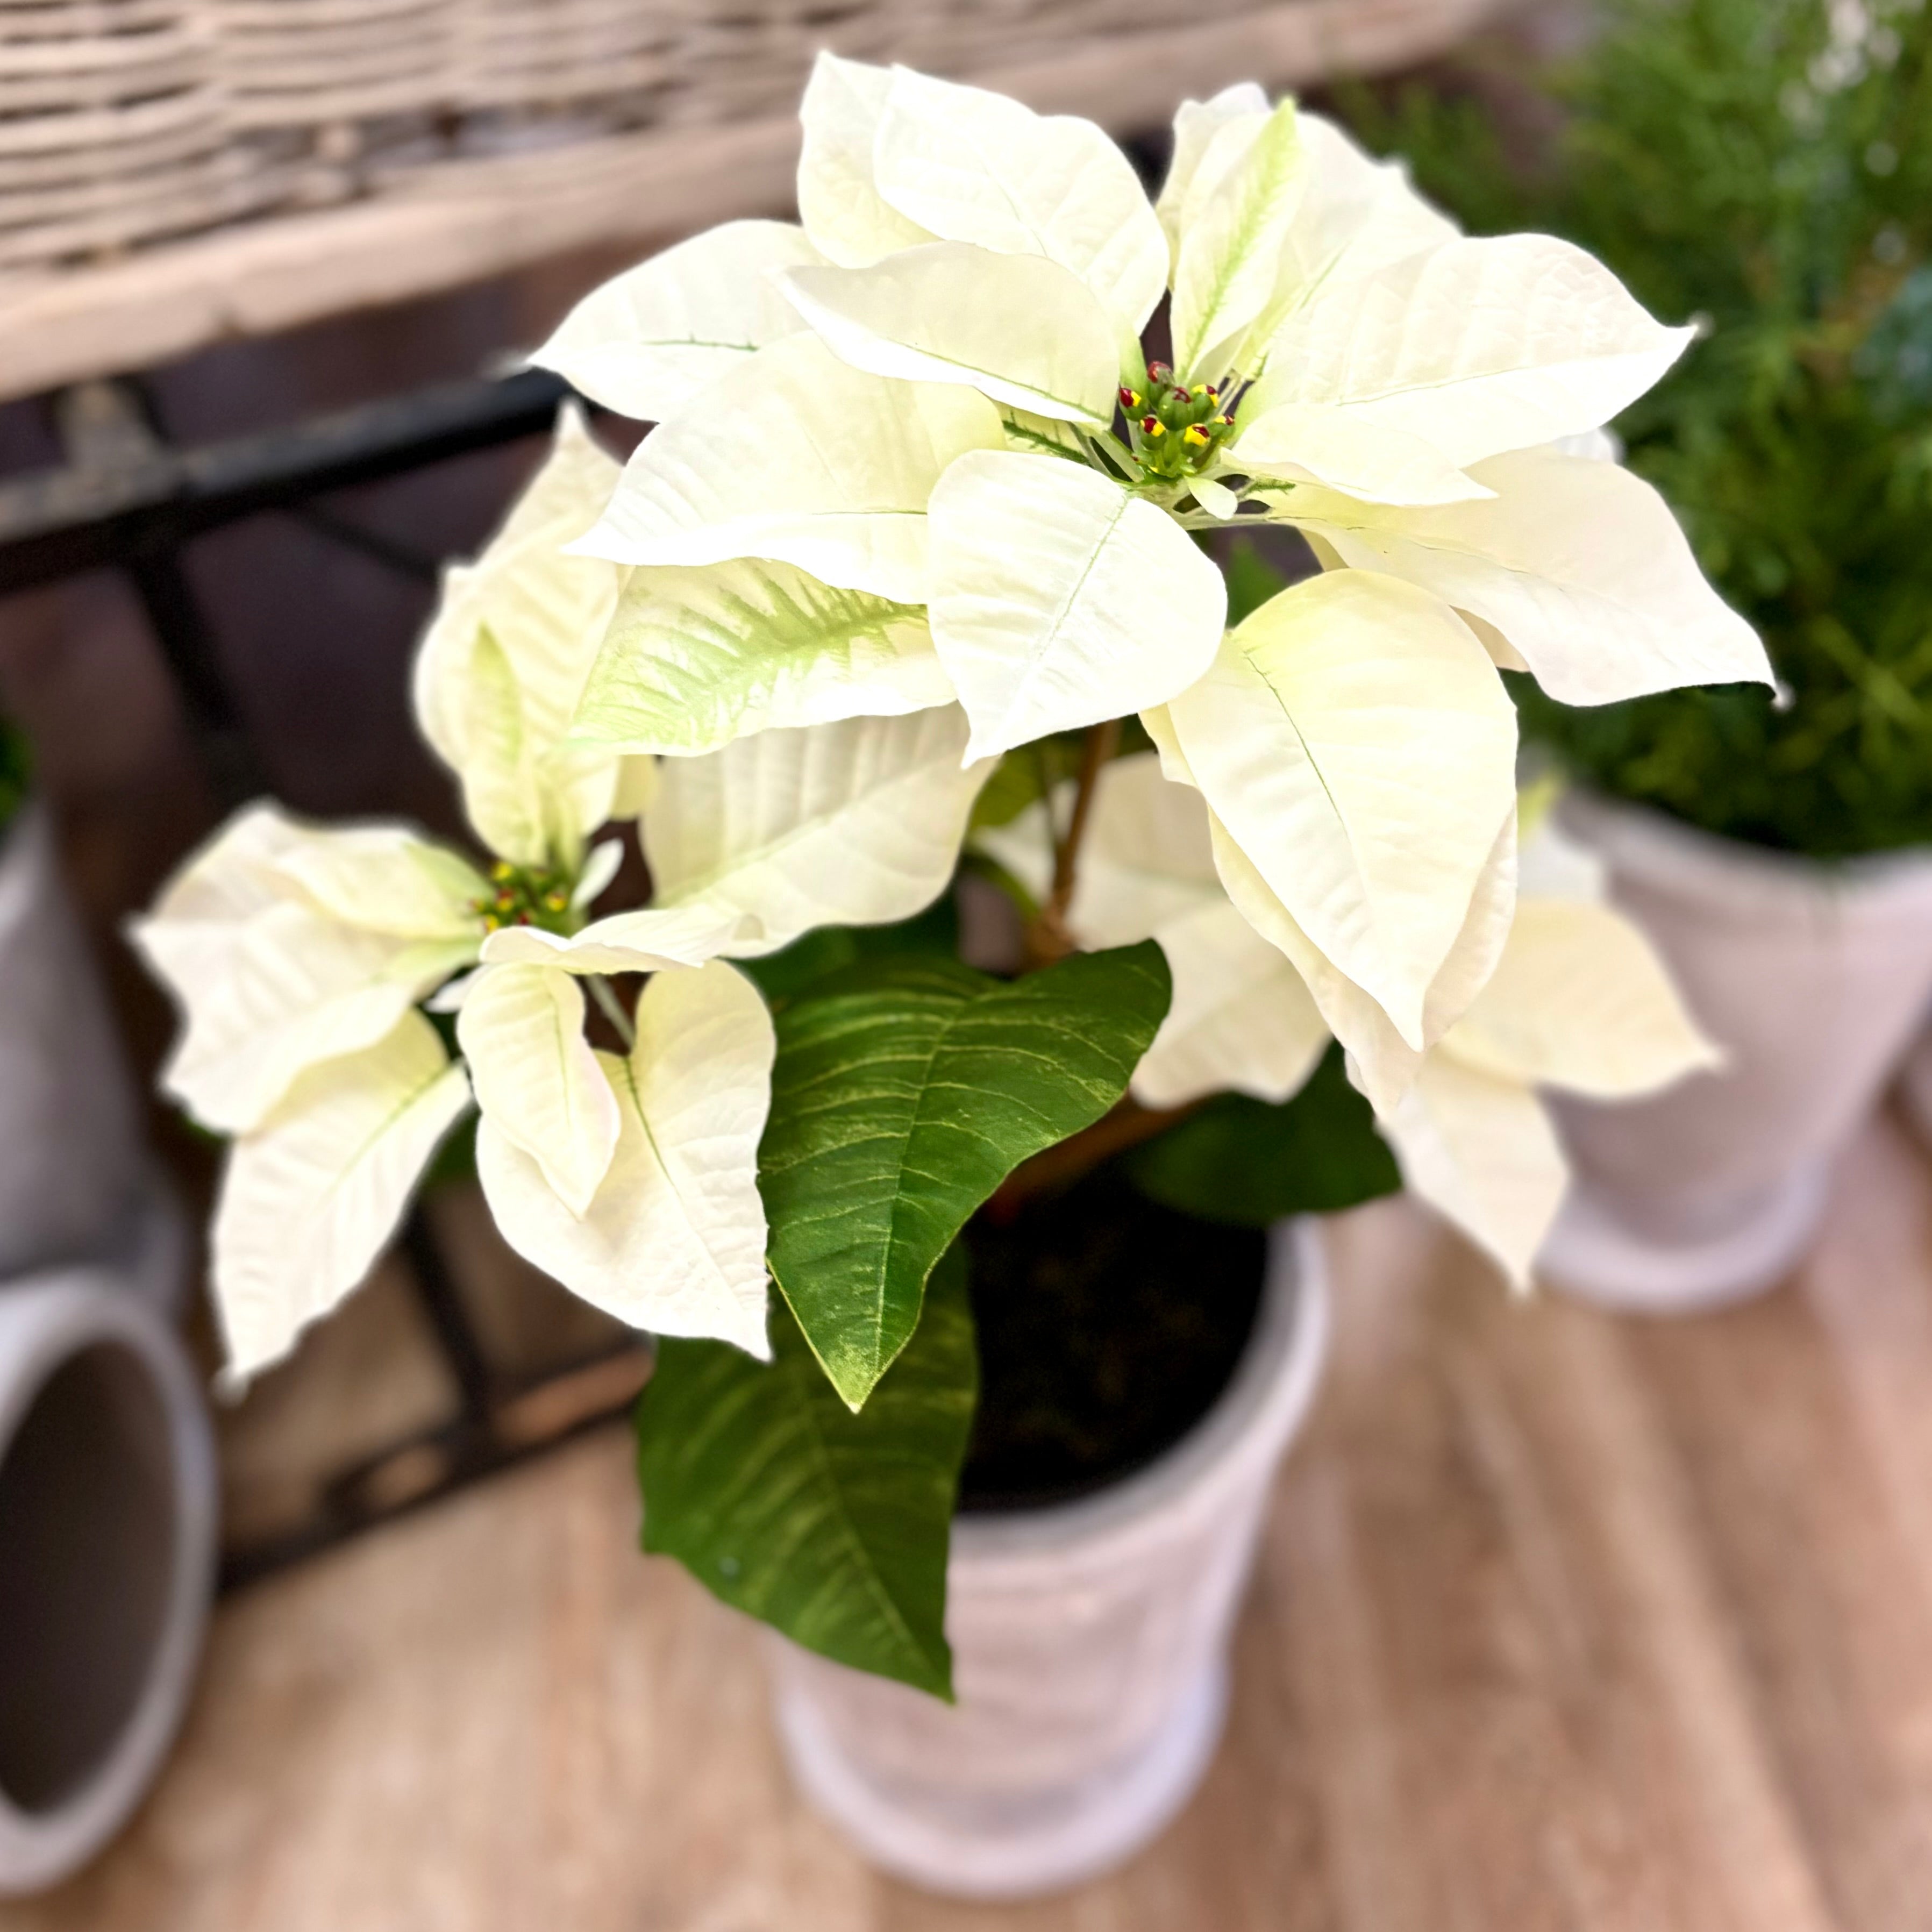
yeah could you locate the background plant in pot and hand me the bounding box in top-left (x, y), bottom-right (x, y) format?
top-left (137, 59), bottom-right (1757, 1897)
top-left (0, 712), bottom-right (213, 1895)
top-left (1348, 0), bottom-right (1932, 1307)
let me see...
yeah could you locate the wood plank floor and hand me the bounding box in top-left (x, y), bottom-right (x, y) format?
top-left (10, 1105), bottom-right (1932, 1931)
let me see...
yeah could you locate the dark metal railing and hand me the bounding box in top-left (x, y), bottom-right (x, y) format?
top-left (0, 365), bottom-right (651, 1590)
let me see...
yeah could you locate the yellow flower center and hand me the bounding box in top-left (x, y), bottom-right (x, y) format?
top-left (474, 859), bottom-right (580, 935)
top-left (1123, 363), bottom-right (1235, 480)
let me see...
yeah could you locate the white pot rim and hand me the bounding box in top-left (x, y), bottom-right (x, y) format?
top-left (0, 1271), bottom-right (216, 1895)
top-left (1561, 788), bottom-right (1932, 926)
top-left (950, 1218), bottom-right (1328, 1580)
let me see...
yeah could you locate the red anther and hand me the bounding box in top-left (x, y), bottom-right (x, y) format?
top-left (1140, 415), bottom-right (1159, 433)
top-left (1147, 361), bottom-right (1172, 382)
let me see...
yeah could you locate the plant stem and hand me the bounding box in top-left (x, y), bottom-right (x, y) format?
top-left (1083, 426), bottom-right (1146, 483)
top-left (1053, 717), bottom-right (1120, 912)
top-left (1024, 717), bottom-right (1120, 968)
top-left (987, 1093), bottom-right (1209, 1217)
top-left (588, 975), bottom-right (637, 1051)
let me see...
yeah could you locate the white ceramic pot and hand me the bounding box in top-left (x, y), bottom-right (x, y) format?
top-left (0, 1261), bottom-right (217, 1894)
top-left (0, 801), bottom-right (183, 1309)
top-left (1901, 1026), bottom-right (1932, 1152)
top-left (767, 1219), bottom-right (1328, 1900)
top-left (1540, 792), bottom-right (1932, 1312)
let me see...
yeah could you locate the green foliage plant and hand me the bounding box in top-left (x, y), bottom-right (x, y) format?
top-left (1351, 0), bottom-right (1932, 856)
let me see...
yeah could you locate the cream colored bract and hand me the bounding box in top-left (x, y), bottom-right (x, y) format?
top-left (137, 411), bottom-right (984, 1379)
top-left (979, 759), bottom-right (1718, 1282)
top-left (560, 53), bottom-right (1769, 1069)
top-left (141, 60), bottom-right (1766, 1393)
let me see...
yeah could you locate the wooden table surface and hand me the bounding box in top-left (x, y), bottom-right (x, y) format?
top-left (10, 1107), bottom-right (1932, 1932)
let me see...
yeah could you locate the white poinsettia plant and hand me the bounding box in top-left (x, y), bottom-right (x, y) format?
top-left (137, 58), bottom-right (1769, 1697)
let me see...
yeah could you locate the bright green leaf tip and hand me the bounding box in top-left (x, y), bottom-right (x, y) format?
top-left (758, 940), bottom-right (1172, 1412)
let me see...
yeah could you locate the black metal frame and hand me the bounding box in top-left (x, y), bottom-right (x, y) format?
top-left (0, 368), bottom-right (652, 1591)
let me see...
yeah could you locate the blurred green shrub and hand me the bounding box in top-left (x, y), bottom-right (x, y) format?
top-left (1348, 0), bottom-right (1932, 856)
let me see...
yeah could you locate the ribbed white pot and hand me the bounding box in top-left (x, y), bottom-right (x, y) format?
top-left (0, 1263), bottom-right (217, 1895)
top-left (1541, 792), bottom-right (1932, 1311)
top-left (767, 1220), bottom-right (1329, 1900)
top-left (0, 802), bottom-right (183, 1308)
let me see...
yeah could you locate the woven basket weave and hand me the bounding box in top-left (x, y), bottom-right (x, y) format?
top-left (454, 0), bottom-right (665, 117)
top-left (0, 0), bottom-right (265, 268)
top-left (0, 0), bottom-right (1489, 275)
top-left (209, 0), bottom-right (454, 131)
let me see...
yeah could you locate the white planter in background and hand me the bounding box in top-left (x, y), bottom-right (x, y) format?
top-left (0, 798), bottom-right (206, 1891)
top-left (1539, 792), bottom-right (1932, 1312)
top-left (767, 1220), bottom-right (1329, 1900)
top-left (0, 1260), bottom-right (217, 1895)
top-left (0, 801), bottom-right (183, 1308)
top-left (1901, 1028), bottom-right (1932, 1152)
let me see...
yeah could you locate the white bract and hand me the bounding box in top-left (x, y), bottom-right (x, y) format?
top-left (143, 62), bottom-right (1768, 1393)
top-left (136, 410), bottom-right (983, 1380)
top-left (981, 758), bottom-right (1718, 1284)
top-left (1382, 808), bottom-right (1724, 1283)
top-left (554, 54), bottom-right (1771, 1064)
top-left (978, 755), bottom-right (1329, 1111)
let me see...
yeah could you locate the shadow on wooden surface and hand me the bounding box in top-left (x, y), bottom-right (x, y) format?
top-left (7, 1107), bottom-right (1932, 1930)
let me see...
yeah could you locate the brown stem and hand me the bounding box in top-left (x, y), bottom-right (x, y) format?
top-left (985, 1093), bottom-right (1207, 1221)
top-left (1022, 717), bottom-right (1120, 969)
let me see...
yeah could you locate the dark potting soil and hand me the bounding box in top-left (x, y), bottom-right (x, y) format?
top-left (956, 1165), bottom-right (1268, 1514)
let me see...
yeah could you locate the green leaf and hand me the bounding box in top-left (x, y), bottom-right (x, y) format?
top-left (1222, 538), bottom-right (1292, 627)
top-left (760, 942), bottom-right (1172, 1408)
top-left (967, 724), bottom-right (1154, 840)
top-left (966, 732), bottom-right (1088, 831)
top-left (636, 1241), bottom-right (978, 1699)
top-left (1124, 1041), bottom-right (1401, 1225)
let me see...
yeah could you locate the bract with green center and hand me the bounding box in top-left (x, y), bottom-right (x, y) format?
top-left (415, 405), bottom-right (628, 868)
top-left (569, 558), bottom-right (951, 759)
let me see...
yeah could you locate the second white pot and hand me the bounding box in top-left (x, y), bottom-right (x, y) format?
top-left (1541, 792), bottom-right (1932, 1311)
top-left (0, 1262), bottom-right (217, 1895)
top-left (0, 801), bottom-right (184, 1312)
top-left (767, 1219), bottom-right (1329, 1900)
top-left (1901, 1027), bottom-right (1932, 1153)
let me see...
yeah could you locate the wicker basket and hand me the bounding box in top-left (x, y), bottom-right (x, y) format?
top-left (0, 0), bottom-right (262, 268)
top-left (453, 0), bottom-right (665, 120)
top-left (207, 0), bottom-right (452, 130)
top-left (0, 0), bottom-right (1511, 370)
